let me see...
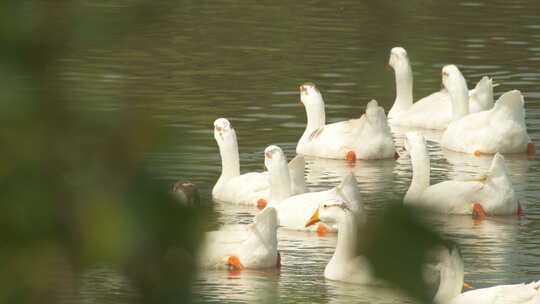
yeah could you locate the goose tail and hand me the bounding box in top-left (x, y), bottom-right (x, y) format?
top-left (469, 76), bottom-right (495, 110)
top-left (336, 173), bottom-right (364, 219)
top-left (492, 90), bottom-right (525, 122)
top-left (487, 153), bottom-right (510, 180)
top-left (365, 99), bottom-right (388, 128)
top-left (288, 155), bottom-right (307, 195)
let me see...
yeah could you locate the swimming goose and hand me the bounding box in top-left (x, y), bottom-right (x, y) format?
top-left (265, 145), bottom-right (363, 232)
top-left (404, 132), bottom-right (522, 217)
top-left (434, 247), bottom-right (540, 304)
top-left (296, 83), bottom-right (397, 161)
top-left (212, 118), bottom-right (307, 206)
top-left (388, 47), bottom-right (495, 130)
top-left (305, 199), bottom-right (373, 284)
top-left (198, 206), bottom-right (280, 271)
top-left (439, 66), bottom-right (535, 155)
top-left (171, 180), bottom-right (200, 205)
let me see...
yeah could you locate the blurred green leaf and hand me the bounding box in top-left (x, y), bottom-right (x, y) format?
top-left (0, 1), bottom-right (210, 303)
top-left (359, 204), bottom-right (447, 304)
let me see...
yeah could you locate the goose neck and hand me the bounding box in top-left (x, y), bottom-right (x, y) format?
top-left (448, 81), bottom-right (470, 121)
top-left (391, 63), bottom-right (414, 115)
top-left (305, 102), bottom-right (326, 131)
top-left (268, 157), bottom-right (292, 203)
top-left (408, 145), bottom-right (431, 196)
top-left (332, 212), bottom-right (357, 262)
top-left (433, 252), bottom-right (464, 304)
top-left (217, 134), bottom-right (240, 181)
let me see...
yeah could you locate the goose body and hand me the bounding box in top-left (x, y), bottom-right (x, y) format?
top-left (198, 207), bottom-right (280, 270)
top-left (451, 282), bottom-right (540, 304)
top-left (439, 70), bottom-right (533, 155)
top-left (212, 118), bottom-right (307, 206)
top-left (388, 47), bottom-right (495, 130)
top-left (434, 247), bottom-right (540, 304)
top-left (404, 132), bottom-right (521, 216)
top-left (305, 199), bottom-right (373, 284)
top-left (296, 83), bottom-right (396, 160)
top-left (264, 145), bottom-right (363, 232)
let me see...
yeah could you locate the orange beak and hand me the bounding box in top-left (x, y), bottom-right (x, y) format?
top-left (305, 207), bottom-right (321, 227)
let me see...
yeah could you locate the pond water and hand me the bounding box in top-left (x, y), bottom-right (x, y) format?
top-left (68, 0), bottom-right (540, 303)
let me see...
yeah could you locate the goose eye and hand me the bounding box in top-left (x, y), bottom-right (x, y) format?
top-left (323, 204), bottom-right (328, 208)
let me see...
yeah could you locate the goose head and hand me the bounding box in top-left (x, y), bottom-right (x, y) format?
top-left (388, 47), bottom-right (410, 71)
top-left (442, 65), bottom-right (467, 94)
top-left (264, 145), bottom-right (287, 172)
top-left (264, 145), bottom-right (292, 203)
top-left (299, 82), bottom-right (324, 106)
top-left (171, 180), bottom-right (200, 205)
top-left (442, 65), bottom-right (470, 120)
top-left (305, 199), bottom-right (351, 228)
top-left (213, 118), bottom-right (235, 145)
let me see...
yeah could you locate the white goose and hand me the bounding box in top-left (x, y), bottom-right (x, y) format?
top-left (388, 47), bottom-right (496, 130)
top-left (404, 131), bottom-right (522, 217)
top-left (212, 118), bottom-right (307, 207)
top-left (304, 199), bottom-right (374, 284)
top-left (198, 206), bottom-right (280, 271)
top-left (434, 247), bottom-right (540, 304)
top-left (439, 65), bottom-right (535, 156)
top-left (296, 83), bottom-right (397, 161)
top-left (264, 145), bottom-right (363, 233)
